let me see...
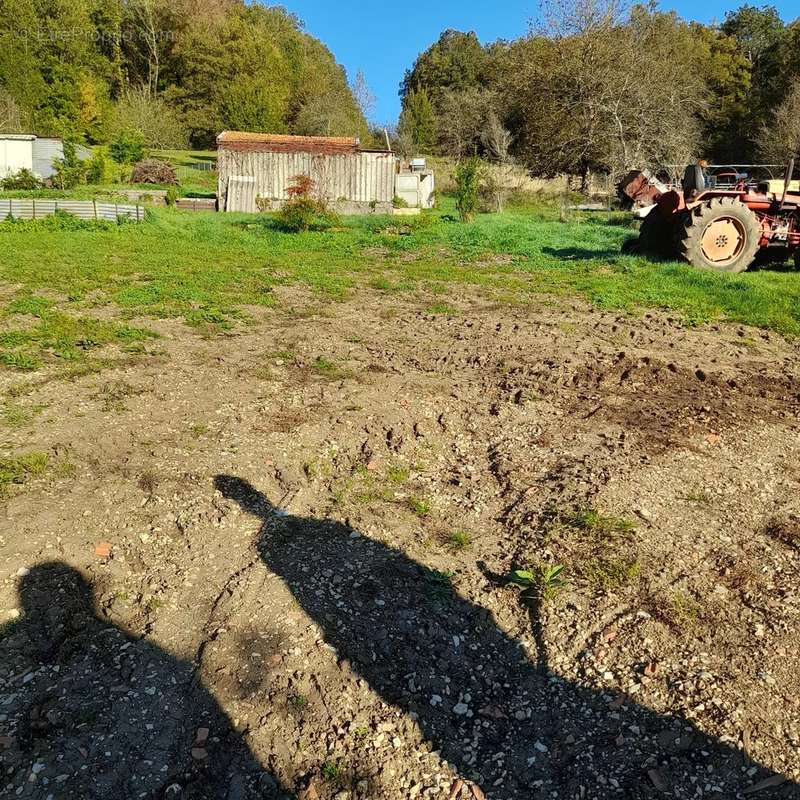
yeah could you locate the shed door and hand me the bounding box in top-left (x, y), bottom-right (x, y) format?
top-left (226, 176), bottom-right (258, 213)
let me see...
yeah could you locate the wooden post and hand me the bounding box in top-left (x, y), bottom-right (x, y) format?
top-left (93, 200), bottom-right (98, 221)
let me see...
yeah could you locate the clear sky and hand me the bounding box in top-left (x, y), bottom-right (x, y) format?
top-left (273, 0), bottom-right (799, 124)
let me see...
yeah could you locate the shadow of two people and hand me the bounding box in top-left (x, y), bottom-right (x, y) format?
top-left (2, 477), bottom-right (795, 799)
top-left (214, 475), bottom-right (798, 800)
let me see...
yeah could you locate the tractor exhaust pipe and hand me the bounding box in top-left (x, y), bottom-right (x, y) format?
top-left (780, 157), bottom-right (795, 209)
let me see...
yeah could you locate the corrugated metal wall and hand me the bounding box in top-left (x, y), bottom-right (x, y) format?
top-left (32, 139), bottom-right (64, 179)
top-left (218, 150), bottom-right (395, 212)
top-left (0, 199), bottom-right (144, 221)
top-left (31, 139), bottom-right (92, 179)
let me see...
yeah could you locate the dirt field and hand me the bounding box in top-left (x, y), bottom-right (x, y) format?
top-left (1, 290), bottom-right (799, 799)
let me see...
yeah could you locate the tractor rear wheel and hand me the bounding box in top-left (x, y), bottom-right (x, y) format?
top-left (678, 197), bottom-right (761, 273)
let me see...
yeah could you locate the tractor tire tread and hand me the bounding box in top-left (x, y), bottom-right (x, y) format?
top-left (678, 199), bottom-right (760, 273)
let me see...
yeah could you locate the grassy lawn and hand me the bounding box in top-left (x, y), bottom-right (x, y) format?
top-left (1, 198), bottom-right (799, 375)
top-left (149, 149), bottom-right (218, 196)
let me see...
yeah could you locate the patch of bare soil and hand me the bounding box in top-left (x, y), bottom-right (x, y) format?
top-left (1, 291), bottom-right (799, 799)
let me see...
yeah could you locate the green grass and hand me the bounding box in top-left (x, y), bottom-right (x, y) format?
top-left (569, 508), bottom-right (636, 536)
top-left (1, 293), bottom-right (157, 372)
top-left (447, 530), bottom-right (472, 551)
top-left (0, 451), bottom-right (49, 494)
top-left (1, 402), bottom-right (45, 428)
top-left (151, 148), bottom-right (218, 196)
top-left (408, 496), bottom-right (431, 517)
top-left (322, 761), bottom-right (345, 784)
top-left (2, 197), bottom-right (800, 378)
top-left (576, 557), bottom-right (641, 593)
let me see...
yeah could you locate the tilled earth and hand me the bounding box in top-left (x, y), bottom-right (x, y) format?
top-left (1, 291), bottom-right (799, 799)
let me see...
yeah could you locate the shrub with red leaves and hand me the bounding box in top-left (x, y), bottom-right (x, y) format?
top-left (286, 174), bottom-right (315, 198)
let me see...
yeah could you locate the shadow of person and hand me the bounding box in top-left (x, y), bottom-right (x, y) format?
top-left (0, 562), bottom-right (291, 800)
top-left (216, 475), bottom-right (799, 800)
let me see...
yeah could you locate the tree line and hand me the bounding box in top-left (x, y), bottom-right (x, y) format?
top-left (398, 1), bottom-right (800, 182)
top-left (0, 0), bottom-right (373, 149)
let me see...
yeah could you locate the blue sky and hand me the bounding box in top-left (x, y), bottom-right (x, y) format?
top-left (274, 0), bottom-right (799, 123)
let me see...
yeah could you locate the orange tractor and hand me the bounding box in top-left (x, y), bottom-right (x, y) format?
top-left (622, 160), bottom-right (800, 273)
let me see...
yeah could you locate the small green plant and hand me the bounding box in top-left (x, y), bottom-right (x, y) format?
top-left (322, 761), bottom-right (344, 784)
top-left (353, 725), bottom-right (370, 738)
top-left (666, 591), bottom-right (703, 630)
top-left (312, 355), bottom-right (337, 375)
top-left (448, 531), bottom-right (471, 551)
top-left (184, 307), bottom-right (233, 331)
top-left (454, 157), bottom-right (482, 222)
top-left (577, 557), bottom-right (641, 593)
top-left (509, 563), bottom-right (567, 602)
top-left (408, 496), bottom-right (431, 517)
top-left (682, 489), bottom-right (712, 504)
top-left (569, 508), bottom-right (636, 536)
top-left (427, 570), bottom-right (454, 601)
top-left (289, 693), bottom-right (308, 710)
top-left (189, 422), bottom-right (209, 439)
top-left (392, 194), bottom-right (409, 208)
top-left (386, 464), bottom-right (409, 484)
top-left (165, 185), bottom-right (180, 207)
top-left (0, 351), bottom-right (41, 372)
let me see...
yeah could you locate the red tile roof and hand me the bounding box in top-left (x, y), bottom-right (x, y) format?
top-left (216, 132), bottom-right (360, 155)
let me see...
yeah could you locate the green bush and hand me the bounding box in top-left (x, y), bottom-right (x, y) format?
top-left (110, 130), bottom-right (146, 165)
top-left (52, 141), bottom-right (87, 189)
top-left (0, 169), bottom-right (42, 191)
top-left (454, 157), bottom-right (483, 222)
top-left (86, 148), bottom-right (112, 185)
top-left (165, 185), bottom-right (179, 206)
top-left (276, 196), bottom-right (338, 232)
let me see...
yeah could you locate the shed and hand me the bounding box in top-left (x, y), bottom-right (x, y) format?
top-left (0, 135), bottom-right (92, 181)
top-left (0, 135), bottom-right (35, 178)
top-left (217, 132), bottom-right (396, 214)
top-left (33, 138), bottom-right (92, 180)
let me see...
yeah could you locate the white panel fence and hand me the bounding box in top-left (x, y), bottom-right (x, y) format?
top-left (0, 199), bottom-right (145, 222)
